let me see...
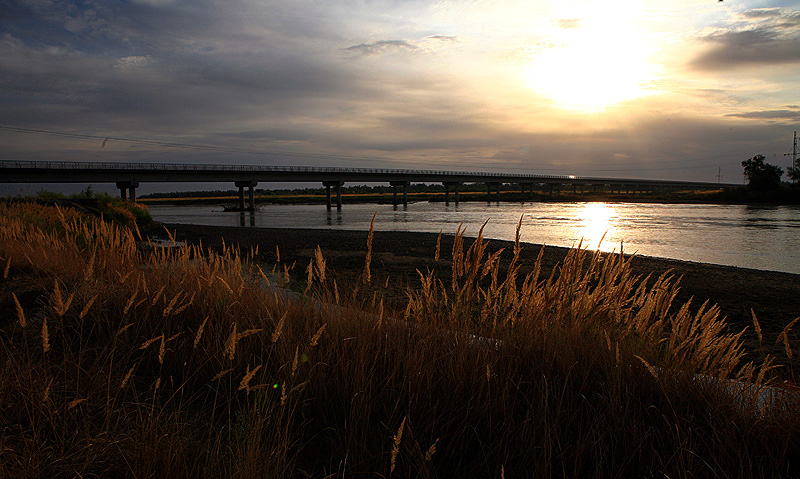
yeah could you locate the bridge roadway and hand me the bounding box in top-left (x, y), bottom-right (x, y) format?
top-left (0, 160), bottom-right (737, 210)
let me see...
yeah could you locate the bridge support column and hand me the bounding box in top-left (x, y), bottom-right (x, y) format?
top-left (390, 181), bottom-right (409, 207)
top-left (487, 182), bottom-right (501, 201)
top-left (116, 181), bottom-right (139, 202)
top-left (235, 181), bottom-right (257, 211)
top-left (323, 181), bottom-right (344, 210)
top-left (444, 182), bottom-right (460, 206)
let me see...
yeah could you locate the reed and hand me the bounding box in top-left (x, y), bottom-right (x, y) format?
top-left (1, 202), bottom-right (798, 478)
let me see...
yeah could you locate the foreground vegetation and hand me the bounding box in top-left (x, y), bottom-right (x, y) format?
top-left (1, 203), bottom-right (799, 477)
top-left (34, 188), bottom-right (153, 227)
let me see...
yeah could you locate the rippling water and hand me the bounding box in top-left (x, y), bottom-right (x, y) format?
top-left (148, 202), bottom-right (800, 274)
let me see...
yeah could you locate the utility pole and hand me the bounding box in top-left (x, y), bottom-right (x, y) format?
top-left (785, 131), bottom-right (798, 183)
top-left (716, 167), bottom-right (722, 183)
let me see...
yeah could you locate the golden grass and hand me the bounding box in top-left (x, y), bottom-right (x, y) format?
top-left (1, 201), bottom-right (798, 477)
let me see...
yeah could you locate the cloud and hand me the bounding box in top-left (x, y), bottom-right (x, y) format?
top-left (115, 55), bottom-right (153, 70)
top-left (344, 40), bottom-right (419, 56)
top-left (426, 35), bottom-right (458, 42)
top-left (0, 0), bottom-right (368, 134)
top-left (741, 8), bottom-right (784, 19)
top-left (725, 109), bottom-right (800, 121)
top-left (1, 0), bottom-right (797, 191)
top-left (555, 19), bottom-right (581, 29)
top-left (690, 8), bottom-right (800, 70)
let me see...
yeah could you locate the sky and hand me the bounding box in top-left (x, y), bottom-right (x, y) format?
top-left (1, 0), bottom-right (799, 194)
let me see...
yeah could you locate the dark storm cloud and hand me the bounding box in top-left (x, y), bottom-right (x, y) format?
top-left (344, 40), bottom-right (419, 55)
top-left (690, 9), bottom-right (800, 70)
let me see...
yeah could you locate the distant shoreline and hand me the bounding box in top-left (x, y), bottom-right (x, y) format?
top-left (138, 188), bottom-right (799, 206)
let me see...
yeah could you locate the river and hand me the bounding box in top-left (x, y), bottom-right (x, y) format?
top-left (148, 202), bottom-right (800, 274)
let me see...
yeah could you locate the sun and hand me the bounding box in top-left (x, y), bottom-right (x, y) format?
top-left (523, 3), bottom-right (659, 111)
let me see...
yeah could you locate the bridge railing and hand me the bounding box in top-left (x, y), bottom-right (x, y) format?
top-left (0, 159), bottom-right (737, 187)
top-left (0, 159), bottom-right (572, 180)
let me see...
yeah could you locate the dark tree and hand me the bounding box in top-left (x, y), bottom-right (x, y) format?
top-left (788, 165), bottom-right (800, 184)
top-left (742, 154), bottom-right (783, 191)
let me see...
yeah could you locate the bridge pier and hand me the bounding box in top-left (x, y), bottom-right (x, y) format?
top-left (116, 181), bottom-right (139, 202)
top-left (235, 181), bottom-right (258, 211)
top-left (444, 181), bottom-right (460, 206)
top-left (323, 180), bottom-right (344, 210)
top-left (390, 181), bottom-right (409, 207)
top-left (487, 182), bottom-right (501, 201)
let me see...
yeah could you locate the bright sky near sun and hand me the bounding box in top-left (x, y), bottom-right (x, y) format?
top-left (1, 0), bottom-right (799, 192)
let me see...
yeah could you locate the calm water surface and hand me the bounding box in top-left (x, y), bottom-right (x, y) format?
top-left (149, 202), bottom-right (800, 274)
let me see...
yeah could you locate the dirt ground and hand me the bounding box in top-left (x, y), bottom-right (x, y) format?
top-left (155, 223), bottom-right (800, 351)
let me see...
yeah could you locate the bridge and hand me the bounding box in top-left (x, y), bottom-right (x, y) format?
top-left (0, 160), bottom-right (738, 210)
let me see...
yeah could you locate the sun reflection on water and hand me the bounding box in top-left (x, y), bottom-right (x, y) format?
top-left (577, 203), bottom-right (616, 250)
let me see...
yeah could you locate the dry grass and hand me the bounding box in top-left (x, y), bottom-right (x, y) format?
top-left (0, 202), bottom-right (798, 478)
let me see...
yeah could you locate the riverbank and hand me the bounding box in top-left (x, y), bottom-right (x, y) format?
top-left (137, 184), bottom-right (800, 206)
top-left (156, 223), bottom-right (800, 353)
top-left (4, 203), bottom-right (798, 477)
top-left (139, 193), bottom-right (720, 207)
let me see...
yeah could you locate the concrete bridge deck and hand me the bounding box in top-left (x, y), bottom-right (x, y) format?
top-left (0, 160), bottom-right (737, 209)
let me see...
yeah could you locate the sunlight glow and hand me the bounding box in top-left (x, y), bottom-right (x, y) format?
top-left (523, 1), bottom-right (659, 111)
top-left (577, 203), bottom-right (616, 249)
